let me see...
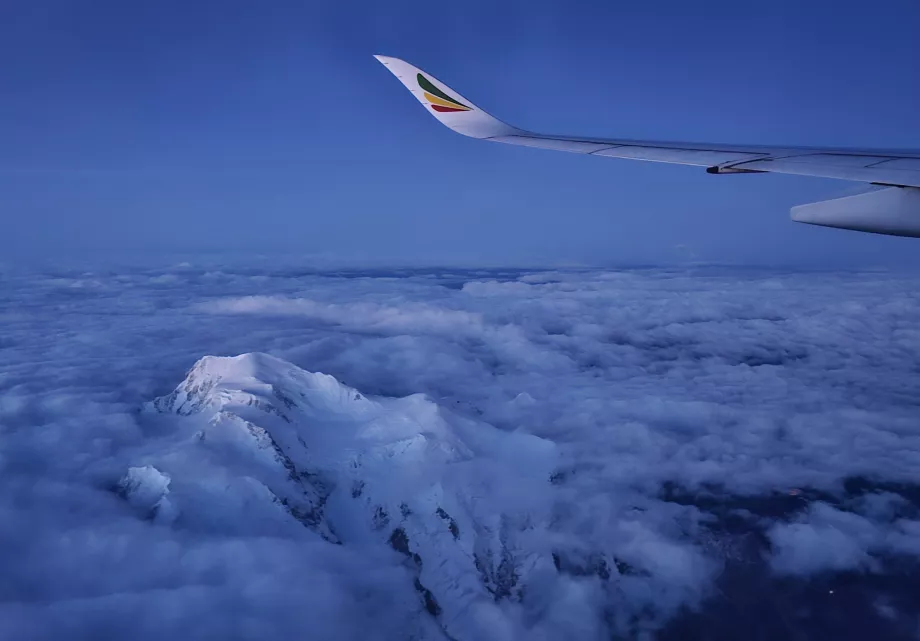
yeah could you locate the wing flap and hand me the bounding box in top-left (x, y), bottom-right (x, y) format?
top-left (592, 146), bottom-right (766, 166)
top-left (491, 135), bottom-right (769, 166)
top-left (877, 159), bottom-right (920, 171)
top-left (726, 156), bottom-right (920, 187)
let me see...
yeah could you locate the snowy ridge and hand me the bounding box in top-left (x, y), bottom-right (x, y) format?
top-left (138, 353), bottom-right (558, 640)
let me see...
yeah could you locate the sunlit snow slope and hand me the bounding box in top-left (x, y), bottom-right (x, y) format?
top-left (140, 353), bottom-right (565, 641)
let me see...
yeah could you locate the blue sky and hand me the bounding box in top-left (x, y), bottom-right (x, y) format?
top-left (3, 0), bottom-right (920, 266)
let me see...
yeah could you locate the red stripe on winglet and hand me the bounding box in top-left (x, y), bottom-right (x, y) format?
top-left (431, 104), bottom-right (467, 113)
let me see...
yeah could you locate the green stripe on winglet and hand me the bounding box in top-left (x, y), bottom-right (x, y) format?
top-left (417, 74), bottom-right (469, 109)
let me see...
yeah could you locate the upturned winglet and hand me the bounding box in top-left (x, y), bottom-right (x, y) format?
top-left (373, 55), bottom-right (521, 139)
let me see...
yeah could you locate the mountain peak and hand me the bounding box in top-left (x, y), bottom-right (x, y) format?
top-left (148, 352), bottom-right (367, 418)
top-left (135, 352), bottom-right (557, 640)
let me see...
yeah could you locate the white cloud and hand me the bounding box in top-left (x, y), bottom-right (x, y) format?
top-left (2, 262), bottom-right (920, 639)
top-left (768, 503), bottom-right (881, 575)
top-left (767, 502), bottom-right (920, 576)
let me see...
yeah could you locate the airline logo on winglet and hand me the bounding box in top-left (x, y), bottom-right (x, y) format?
top-left (417, 73), bottom-right (471, 113)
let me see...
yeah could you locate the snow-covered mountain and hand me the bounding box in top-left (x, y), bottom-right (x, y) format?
top-left (135, 353), bottom-right (563, 640)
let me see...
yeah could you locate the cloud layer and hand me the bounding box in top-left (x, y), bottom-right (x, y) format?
top-left (2, 261), bottom-right (920, 640)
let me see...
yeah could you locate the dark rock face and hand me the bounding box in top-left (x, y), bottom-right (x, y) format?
top-left (436, 507), bottom-right (460, 540)
top-left (414, 578), bottom-right (442, 617)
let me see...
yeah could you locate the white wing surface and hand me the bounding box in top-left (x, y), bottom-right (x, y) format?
top-left (375, 55), bottom-right (920, 237)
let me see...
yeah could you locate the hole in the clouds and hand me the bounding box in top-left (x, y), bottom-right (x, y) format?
top-left (551, 549), bottom-right (614, 580)
top-left (438, 280), bottom-right (468, 290)
top-left (604, 331), bottom-right (700, 352)
top-left (660, 482), bottom-right (825, 523)
top-left (842, 477), bottom-right (920, 511)
top-left (735, 347), bottom-right (809, 367)
top-left (540, 321), bottom-right (570, 336)
top-left (660, 560), bottom-right (920, 641)
top-left (655, 480), bottom-right (920, 641)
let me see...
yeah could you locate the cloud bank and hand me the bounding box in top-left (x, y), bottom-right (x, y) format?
top-left (2, 261), bottom-right (919, 640)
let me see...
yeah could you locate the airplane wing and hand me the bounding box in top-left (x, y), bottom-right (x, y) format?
top-left (374, 55), bottom-right (920, 238)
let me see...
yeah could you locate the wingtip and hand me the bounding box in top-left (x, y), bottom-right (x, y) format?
top-left (372, 55), bottom-right (517, 139)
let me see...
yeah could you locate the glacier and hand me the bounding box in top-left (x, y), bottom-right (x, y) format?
top-left (136, 352), bottom-right (581, 641)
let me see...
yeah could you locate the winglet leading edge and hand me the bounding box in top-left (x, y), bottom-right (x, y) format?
top-left (373, 55), bottom-right (521, 140)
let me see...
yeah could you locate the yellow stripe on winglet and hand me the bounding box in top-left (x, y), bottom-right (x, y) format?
top-left (423, 92), bottom-right (471, 110)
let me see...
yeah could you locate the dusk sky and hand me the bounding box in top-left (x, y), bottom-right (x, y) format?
top-left (4, 0), bottom-right (920, 266)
